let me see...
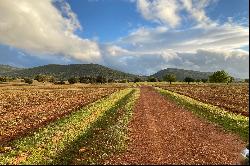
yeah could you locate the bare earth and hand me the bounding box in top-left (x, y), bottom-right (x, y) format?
top-left (106, 86), bottom-right (246, 165)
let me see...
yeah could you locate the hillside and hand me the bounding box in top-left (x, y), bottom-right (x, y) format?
top-left (0, 64), bottom-right (21, 74)
top-left (1, 64), bottom-right (140, 80)
top-left (151, 68), bottom-right (213, 81)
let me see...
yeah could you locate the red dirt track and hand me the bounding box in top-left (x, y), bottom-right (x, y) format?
top-left (106, 86), bottom-right (246, 165)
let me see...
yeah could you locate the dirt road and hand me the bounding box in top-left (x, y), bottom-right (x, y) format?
top-left (106, 86), bottom-right (246, 165)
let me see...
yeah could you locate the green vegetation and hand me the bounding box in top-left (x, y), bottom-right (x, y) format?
top-left (34, 74), bottom-right (55, 83)
top-left (183, 77), bottom-right (195, 84)
top-left (156, 87), bottom-right (249, 141)
top-left (164, 74), bottom-right (176, 84)
top-left (68, 77), bottom-right (79, 84)
top-left (96, 75), bottom-right (107, 84)
top-left (147, 77), bottom-right (158, 82)
top-left (79, 76), bottom-right (94, 83)
top-left (0, 88), bottom-right (138, 165)
top-left (23, 78), bottom-right (33, 84)
top-left (1, 64), bottom-right (140, 81)
top-left (0, 76), bottom-right (17, 82)
top-left (201, 78), bottom-right (208, 83)
top-left (209, 70), bottom-right (232, 83)
top-left (70, 88), bottom-right (140, 164)
top-left (151, 68), bottom-right (212, 81)
top-left (133, 77), bottom-right (142, 83)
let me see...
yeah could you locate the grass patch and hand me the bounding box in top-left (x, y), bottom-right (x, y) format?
top-left (0, 88), bottom-right (137, 165)
top-left (155, 87), bottom-right (249, 141)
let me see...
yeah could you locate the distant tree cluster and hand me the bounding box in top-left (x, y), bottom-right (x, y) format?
top-left (184, 77), bottom-right (195, 84)
top-left (34, 74), bottom-right (55, 83)
top-left (201, 79), bottom-right (208, 83)
top-left (0, 76), bottom-right (16, 82)
top-left (23, 78), bottom-right (33, 84)
top-left (68, 77), bottom-right (79, 84)
top-left (133, 77), bottom-right (142, 83)
top-left (147, 77), bottom-right (158, 82)
top-left (96, 75), bottom-right (108, 84)
top-left (79, 76), bottom-right (96, 84)
top-left (66, 75), bottom-right (116, 84)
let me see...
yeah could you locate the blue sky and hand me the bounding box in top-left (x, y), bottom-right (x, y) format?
top-left (0, 0), bottom-right (249, 78)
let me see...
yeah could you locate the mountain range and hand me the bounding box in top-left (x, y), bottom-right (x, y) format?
top-left (151, 68), bottom-right (213, 81)
top-left (0, 64), bottom-right (222, 81)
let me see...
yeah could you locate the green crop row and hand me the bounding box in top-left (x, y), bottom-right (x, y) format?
top-left (71, 88), bottom-right (140, 165)
top-left (155, 87), bottom-right (249, 141)
top-left (0, 88), bottom-right (138, 165)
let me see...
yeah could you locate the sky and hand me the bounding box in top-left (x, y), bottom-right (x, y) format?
top-left (0, 0), bottom-right (249, 78)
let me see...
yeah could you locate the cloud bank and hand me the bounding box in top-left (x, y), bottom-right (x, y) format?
top-left (0, 0), bottom-right (101, 62)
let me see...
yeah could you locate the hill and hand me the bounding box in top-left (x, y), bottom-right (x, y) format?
top-left (1, 64), bottom-right (140, 80)
top-left (0, 64), bottom-right (21, 74)
top-left (151, 68), bottom-right (213, 81)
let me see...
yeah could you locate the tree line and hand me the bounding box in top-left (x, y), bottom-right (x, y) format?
top-left (0, 70), bottom-right (248, 84)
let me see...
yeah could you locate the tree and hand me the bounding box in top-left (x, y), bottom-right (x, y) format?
top-left (195, 79), bottom-right (201, 83)
top-left (96, 75), bottom-right (107, 84)
top-left (34, 74), bottom-right (55, 83)
top-left (133, 77), bottom-right (142, 83)
top-left (68, 77), bottom-right (78, 84)
top-left (184, 77), bottom-right (195, 84)
top-left (24, 78), bottom-right (33, 84)
top-left (0, 77), bottom-right (7, 82)
top-left (89, 77), bottom-right (97, 84)
top-left (79, 76), bottom-right (90, 83)
top-left (34, 74), bottom-right (46, 82)
top-left (147, 77), bottom-right (158, 82)
top-left (48, 76), bottom-right (56, 83)
top-left (209, 70), bottom-right (230, 83)
top-left (201, 79), bottom-right (208, 83)
top-left (164, 74), bottom-right (176, 84)
top-left (228, 76), bottom-right (234, 83)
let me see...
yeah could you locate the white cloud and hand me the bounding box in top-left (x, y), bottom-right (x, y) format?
top-left (136, 0), bottom-right (216, 28)
top-left (137, 0), bottom-right (181, 28)
top-left (117, 23), bottom-right (249, 53)
top-left (0, 0), bottom-right (101, 62)
top-left (180, 0), bottom-right (213, 25)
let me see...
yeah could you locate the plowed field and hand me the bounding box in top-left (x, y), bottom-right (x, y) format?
top-left (0, 85), bottom-right (121, 144)
top-left (157, 84), bottom-right (249, 116)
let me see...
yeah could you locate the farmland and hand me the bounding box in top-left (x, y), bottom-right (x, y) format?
top-left (156, 83), bottom-right (249, 116)
top-left (0, 82), bottom-right (248, 164)
top-left (0, 84), bottom-right (124, 144)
